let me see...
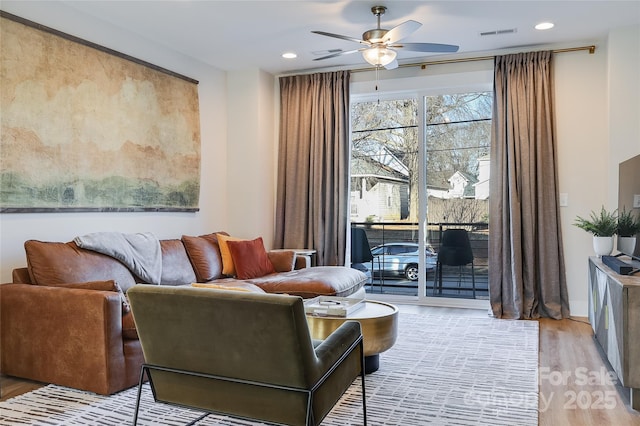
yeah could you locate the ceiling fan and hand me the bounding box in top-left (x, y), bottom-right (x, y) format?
top-left (312, 5), bottom-right (459, 69)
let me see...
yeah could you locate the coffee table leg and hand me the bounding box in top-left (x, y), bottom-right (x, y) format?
top-left (364, 354), bottom-right (379, 374)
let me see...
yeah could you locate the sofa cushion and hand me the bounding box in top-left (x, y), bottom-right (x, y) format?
top-left (267, 250), bottom-right (296, 273)
top-left (159, 239), bottom-right (197, 285)
top-left (181, 233), bottom-right (225, 282)
top-left (226, 237), bottom-right (276, 280)
top-left (216, 233), bottom-right (245, 276)
top-left (24, 240), bottom-right (137, 292)
top-left (246, 266), bottom-right (367, 298)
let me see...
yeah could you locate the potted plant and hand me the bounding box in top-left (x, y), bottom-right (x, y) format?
top-left (574, 206), bottom-right (617, 257)
top-left (617, 208), bottom-right (640, 255)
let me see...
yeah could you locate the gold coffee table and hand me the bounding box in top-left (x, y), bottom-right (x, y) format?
top-left (306, 300), bottom-right (398, 373)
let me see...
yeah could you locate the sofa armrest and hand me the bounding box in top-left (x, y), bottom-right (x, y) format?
top-left (294, 255), bottom-right (309, 270)
top-left (0, 283), bottom-right (128, 394)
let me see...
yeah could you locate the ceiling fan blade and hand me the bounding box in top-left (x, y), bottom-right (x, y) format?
top-left (384, 59), bottom-right (399, 70)
top-left (313, 49), bottom-right (362, 61)
top-left (311, 31), bottom-right (367, 45)
top-left (393, 42), bottom-right (459, 53)
top-left (383, 20), bottom-right (421, 44)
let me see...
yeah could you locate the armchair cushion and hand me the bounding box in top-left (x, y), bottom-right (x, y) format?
top-left (226, 237), bottom-right (275, 279)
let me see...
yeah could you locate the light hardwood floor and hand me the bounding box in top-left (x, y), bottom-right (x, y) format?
top-left (1, 305), bottom-right (639, 425)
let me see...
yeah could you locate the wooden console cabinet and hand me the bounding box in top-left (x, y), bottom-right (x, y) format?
top-left (588, 256), bottom-right (640, 410)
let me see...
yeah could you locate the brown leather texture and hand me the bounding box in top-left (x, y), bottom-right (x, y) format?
top-left (0, 283), bottom-right (138, 395)
top-left (181, 233), bottom-right (225, 282)
top-left (159, 239), bottom-right (197, 285)
top-left (267, 250), bottom-right (296, 272)
top-left (25, 240), bottom-right (137, 291)
top-left (246, 266), bottom-right (367, 298)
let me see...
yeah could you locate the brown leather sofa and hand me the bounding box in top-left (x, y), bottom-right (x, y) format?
top-left (0, 232), bottom-right (366, 395)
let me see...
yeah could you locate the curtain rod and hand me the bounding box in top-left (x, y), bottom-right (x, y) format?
top-left (351, 45), bottom-right (596, 73)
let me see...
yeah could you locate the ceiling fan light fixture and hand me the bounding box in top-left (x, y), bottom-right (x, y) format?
top-left (362, 46), bottom-right (397, 66)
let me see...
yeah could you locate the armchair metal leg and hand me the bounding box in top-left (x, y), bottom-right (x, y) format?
top-left (360, 339), bottom-right (367, 426)
top-left (132, 366), bottom-right (147, 426)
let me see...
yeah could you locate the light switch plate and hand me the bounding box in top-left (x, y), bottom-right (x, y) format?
top-left (559, 193), bottom-right (569, 207)
top-left (634, 194), bottom-right (640, 208)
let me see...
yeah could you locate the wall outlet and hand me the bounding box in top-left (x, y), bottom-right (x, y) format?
top-left (634, 194), bottom-right (640, 208)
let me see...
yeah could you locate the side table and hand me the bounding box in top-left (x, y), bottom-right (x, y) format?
top-left (272, 248), bottom-right (317, 267)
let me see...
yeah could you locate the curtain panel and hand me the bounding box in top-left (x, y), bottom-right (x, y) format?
top-left (489, 51), bottom-right (570, 319)
top-left (275, 71), bottom-right (350, 266)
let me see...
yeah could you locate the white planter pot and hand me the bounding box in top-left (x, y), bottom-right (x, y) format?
top-left (593, 236), bottom-right (614, 257)
top-left (617, 236), bottom-right (637, 256)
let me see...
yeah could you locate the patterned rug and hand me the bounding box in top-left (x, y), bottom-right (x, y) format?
top-left (0, 312), bottom-right (539, 425)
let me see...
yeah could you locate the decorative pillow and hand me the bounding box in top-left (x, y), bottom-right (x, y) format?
top-left (56, 280), bottom-right (130, 314)
top-left (226, 237), bottom-right (276, 280)
top-left (216, 233), bottom-right (245, 276)
top-left (267, 250), bottom-right (296, 272)
top-left (181, 233), bottom-right (226, 282)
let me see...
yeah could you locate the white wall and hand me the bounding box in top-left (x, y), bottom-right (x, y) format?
top-left (555, 45), bottom-right (610, 316)
top-left (226, 69), bottom-right (277, 246)
top-left (0, 3), bottom-right (229, 282)
top-left (560, 26), bottom-right (640, 316)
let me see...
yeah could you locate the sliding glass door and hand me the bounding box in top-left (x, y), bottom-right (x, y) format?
top-left (349, 91), bottom-right (492, 301)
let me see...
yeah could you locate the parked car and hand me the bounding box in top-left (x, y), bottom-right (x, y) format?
top-left (368, 242), bottom-right (437, 281)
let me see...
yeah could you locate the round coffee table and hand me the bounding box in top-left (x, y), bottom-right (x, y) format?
top-left (305, 300), bottom-right (398, 373)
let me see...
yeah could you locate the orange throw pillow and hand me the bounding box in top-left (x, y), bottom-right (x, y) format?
top-left (216, 233), bottom-right (244, 276)
top-left (226, 237), bottom-right (276, 280)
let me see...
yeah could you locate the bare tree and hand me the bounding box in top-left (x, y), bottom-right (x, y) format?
top-left (351, 93), bottom-right (492, 222)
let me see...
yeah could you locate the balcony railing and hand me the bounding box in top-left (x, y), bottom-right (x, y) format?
top-left (351, 221), bottom-right (489, 299)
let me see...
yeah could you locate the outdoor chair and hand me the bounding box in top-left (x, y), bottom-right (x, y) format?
top-left (127, 285), bottom-right (366, 426)
top-left (351, 227), bottom-right (376, 286)
top-left (434, 228), bottom-right (476, 298)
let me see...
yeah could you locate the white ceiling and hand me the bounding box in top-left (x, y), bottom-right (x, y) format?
top-left (3, 1), bottom-right (640, 75)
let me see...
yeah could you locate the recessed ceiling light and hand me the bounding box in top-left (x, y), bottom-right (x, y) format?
top-left (535, 22), bottom-right (554, 31)
top-left (282, 52), bottom-right (297, 59)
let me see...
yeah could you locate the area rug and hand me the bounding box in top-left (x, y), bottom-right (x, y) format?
top-left (0, 312), bottom-right (538, 425)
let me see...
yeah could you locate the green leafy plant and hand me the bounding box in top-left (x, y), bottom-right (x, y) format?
top-left (617, 208), bottom-right (640, 237)
top-left (574, 206), bottom-right (618, 237)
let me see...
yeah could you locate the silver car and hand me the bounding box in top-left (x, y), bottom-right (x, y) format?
top-left (369, 242), bottom-right (437, 281)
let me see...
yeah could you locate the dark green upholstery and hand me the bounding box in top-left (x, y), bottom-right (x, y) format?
top-left (127, 285), bottom-right (366, 425)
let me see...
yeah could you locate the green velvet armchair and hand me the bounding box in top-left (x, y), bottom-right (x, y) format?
top-left (127, 285), bottom-right (366, 425)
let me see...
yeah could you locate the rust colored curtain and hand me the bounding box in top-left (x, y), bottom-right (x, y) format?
top-left (489, 51), bottom-right (570, 319)
top-left (274, 71), bottom-right (350, 266)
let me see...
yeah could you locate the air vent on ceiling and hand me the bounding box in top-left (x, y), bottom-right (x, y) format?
top-left (480, 28), bottom-right (517, 37)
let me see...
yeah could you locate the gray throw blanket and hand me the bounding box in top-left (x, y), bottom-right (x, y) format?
top-left (74, 232), bottom-right (162, 284)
